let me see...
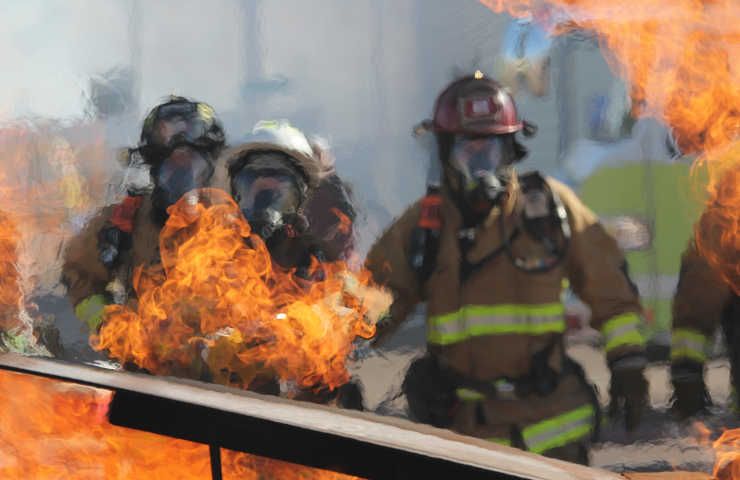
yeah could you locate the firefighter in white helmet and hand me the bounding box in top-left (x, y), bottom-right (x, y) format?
top-left (216, 119), bottom-right (361, 406)
top-left (63, 96), bottom-right (227, 332)
top-left (220, 120), bottom-right (356, 275)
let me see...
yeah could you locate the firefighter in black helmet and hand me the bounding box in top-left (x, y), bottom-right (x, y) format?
top-left (63, 96), bottom-right (227, 332)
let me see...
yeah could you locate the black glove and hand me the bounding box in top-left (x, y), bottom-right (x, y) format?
top-left (335, 378), bottom-right (365, 411)
top-left (402, 354), bottom-right (458, 428)
top-left (608, 354), bottom-right (649, 431)
top-left (670, 360), bottom-right (711, 419)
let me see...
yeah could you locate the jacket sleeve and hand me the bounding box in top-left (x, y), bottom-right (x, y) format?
top-left (671, 240), bottom-right (732, 365)
top-left (364, 202), bottom-right (423, 346)
top-left (61, 207), bottom-right (114, 307)
top-left (551, 179), bottom-right (646, 361)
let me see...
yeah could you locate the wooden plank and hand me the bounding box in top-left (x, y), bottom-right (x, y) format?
top-left (0, 352), bottom-right (621, 480)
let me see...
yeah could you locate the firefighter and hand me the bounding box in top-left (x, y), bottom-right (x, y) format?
top-left (221, 120), bottom-right (357, 274)
top-left (670, 246), bottom-right (738, 418)
top-left (217, 119), bottom-right (362, 407)
top-left (364, 73), bottom-right (649, 464)
top-left (62, 95), bottom-right (227, 333)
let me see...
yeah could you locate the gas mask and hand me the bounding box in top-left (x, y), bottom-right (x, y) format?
top-left (230, 152), bottom-right (308, 243)
top-left (150, 145), bottom-right (215, 221)
top-left (447, 135), bottom-right (512, 220)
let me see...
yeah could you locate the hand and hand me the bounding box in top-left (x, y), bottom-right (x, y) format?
top-left (608, 357), bottom-right (649, 431)
top-left (670, 361), bottom-right (711, 419)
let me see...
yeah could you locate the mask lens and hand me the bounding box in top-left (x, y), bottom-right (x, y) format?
top-left (231, 169), bottom-right (301, 220)
top-left (450, 136), bottom-right (505, 178)
top-left (155, 147), bottom-right (214, 201)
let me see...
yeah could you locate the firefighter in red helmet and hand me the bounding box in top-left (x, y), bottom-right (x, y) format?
top-left (365, 73), bottom-right (649, 463)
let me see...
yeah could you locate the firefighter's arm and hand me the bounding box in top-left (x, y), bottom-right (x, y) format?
top-left (555, 182), bottom-right (645, 360)
top-left (364, 203), bottom-right (423, 347)
top-left (61, 208), bottom-right (114, 332)
top-left (554, 180), bottom-right (647, 430)
top-left (671, 240), bottom-right (732, 365)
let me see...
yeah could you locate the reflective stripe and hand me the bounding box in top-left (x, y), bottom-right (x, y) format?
top-left (455, 379), bottom-right (517, 402)
top-left (601, 313), bottom-right (645, 353)
top-left (522, 405), bottom-right (595, 454)
top-left (74, 294), bottom-right (108, 332)
top-left (456, 388), bottom-right (485, 402)
top-left (428, 303), bottom-right (565, 346)
top-left (670, 328), bottom-right (708, 363)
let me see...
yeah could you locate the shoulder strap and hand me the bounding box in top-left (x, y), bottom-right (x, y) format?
top-left (409, 190), bottom-right (442, 286)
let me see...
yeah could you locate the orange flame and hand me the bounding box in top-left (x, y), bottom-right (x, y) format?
top-left (0, 369), bottom-right (360, 479)
top-left (93, 189), bottom-right (389, 393)
top-left (480, 0), bottom-right (740, 292)
top-left (712, 428), bottom-right (740, 480)
top-left (0, 212), bottom-right (21, 332)
top-left (331, 207), bottom-right (353, 236)
top-left (0, 123), bottom-right (109, 298)
top-left (695, 151), bottom-right (739, 294)
top-left (0, 122), bottom-right (109, 352)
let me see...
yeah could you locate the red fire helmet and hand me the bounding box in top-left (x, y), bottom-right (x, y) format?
top-left (432, 72), bottom-right (523, 136)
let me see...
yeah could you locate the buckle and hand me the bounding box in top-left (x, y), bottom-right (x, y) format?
top-left (493, 379), bottom-right (518, 400)
top-left (458, 228), bottom-right (476, 241)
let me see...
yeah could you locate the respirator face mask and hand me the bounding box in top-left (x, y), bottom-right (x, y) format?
top-left (151, 145), bottom-right (215, 217)
top-left (231, 162), bottom-right (306, 241)
top-left (449, 135), bottom-right (510, 216)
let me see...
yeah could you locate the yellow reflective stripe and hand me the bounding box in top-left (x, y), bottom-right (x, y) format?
top-left (456, 388), bottom-right (485, 402)
top-left (671, 328), bottom-right (708, 363)
top-left (602, 313), bottom-right (645, 352)
top-left (430, 303), bottom-right (565, 326)
top-left (74, 294), bottom-right (108, 332)
top-left (522, 405), bottom-right (595, 454)
top-left (670, 348), bottom-right (706, 363)
top-left (427, 303), bottom-right (565, 345)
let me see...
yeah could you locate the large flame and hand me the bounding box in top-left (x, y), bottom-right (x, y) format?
top-left (0, 122), bottom-right (108, 353)
top-left (93, 189), bottom-right (389, 393)
top-left (0, 369), bottom-right (359, 479)
top-left (0, 122), bottom-right (108, 299)
top-left (480, 0), bottom-right (739, 292)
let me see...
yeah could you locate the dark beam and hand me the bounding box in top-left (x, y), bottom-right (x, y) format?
top-left (0, 353), bottom-right (615, 480)
top-left (108, 388), bottom-right (507, 479)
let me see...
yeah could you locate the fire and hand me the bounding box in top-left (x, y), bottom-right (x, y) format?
top-left (0, 123), bottom-right (108, 354)
top-left (479, 0), bottom-right (740, 291)
top-left (331, 207), bottom-right (353, 236)
top-left (93, 189), bottom-right (389, 393)
top-left (712, 428), bottom-right (740, 480)
top-left (0, 212), bottom-right (21, 333)
top-left (0, 122), bottom-right (108, 299)
top-left (694, 150), bottom-right (739, 295)
top-left (0, 369), bottom-right (360, 479)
